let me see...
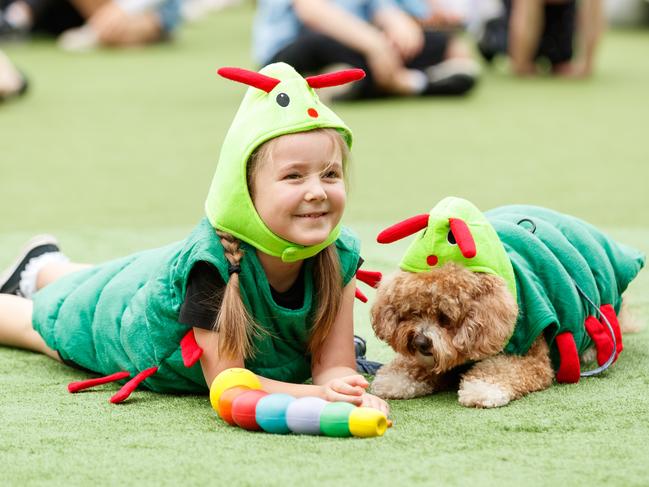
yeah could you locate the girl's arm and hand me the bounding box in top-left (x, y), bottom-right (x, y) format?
top-left (194, 280), bottom-right (388, 413)
top-left (195, 325), bottom-right (369, 402)
top-left (311, 279), bottom-right (390, 414)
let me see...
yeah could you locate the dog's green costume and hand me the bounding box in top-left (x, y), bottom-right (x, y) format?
top-left (378, 197), bottom-right (645, 383)
top-left (32, 63), bottom-right (366, 402)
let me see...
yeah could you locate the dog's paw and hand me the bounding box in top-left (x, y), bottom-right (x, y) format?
top-left (370, 373), bottom-right (433, 399)
top-left (458, 379), bottom-right (511, 408)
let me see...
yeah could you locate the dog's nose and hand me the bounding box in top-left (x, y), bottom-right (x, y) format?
top-left (413, 335), bottom-right (433, 355)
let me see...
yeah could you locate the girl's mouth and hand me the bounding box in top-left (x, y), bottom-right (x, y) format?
top-left (296, 212), bottom-right (328, 219)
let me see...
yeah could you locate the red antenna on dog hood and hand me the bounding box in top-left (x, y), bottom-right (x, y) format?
top-left (377, 214), bottom-right (430, 244)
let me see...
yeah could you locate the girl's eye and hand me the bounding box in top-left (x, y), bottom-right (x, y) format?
top-left (276, 93), bottom-right (290, 107)
top-left (283, 173), bottom-right (301, 180)
top-left (322, 170), bottom-right (341, 179)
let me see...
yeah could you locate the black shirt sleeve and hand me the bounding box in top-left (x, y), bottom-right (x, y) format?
top-left (178, 261), bottom-right (225, 330)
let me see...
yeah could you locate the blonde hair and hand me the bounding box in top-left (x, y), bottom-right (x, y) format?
top-left (215, 128), bottom-right (350, 363)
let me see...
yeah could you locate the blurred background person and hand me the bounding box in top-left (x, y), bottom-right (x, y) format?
top-left (0, 0), bottom-right (181, 50)
top-left (478, 0), bottom-right (605, 78)
top-left (0, 49), bottom-right (27, 101)
top-left (253, 0), bottom-right (480, 100)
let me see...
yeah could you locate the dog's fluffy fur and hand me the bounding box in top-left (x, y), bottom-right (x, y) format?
top-left (370, 263), bottom-right (631, 408)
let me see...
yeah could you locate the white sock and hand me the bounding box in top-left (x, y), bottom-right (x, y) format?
top-left (407, 70), bottom-right (429, 94)
top-left (19, 252), bottom-right (69, 299)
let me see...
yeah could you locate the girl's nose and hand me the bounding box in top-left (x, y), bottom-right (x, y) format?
top-left (305, 178), bottom-right (327, 201)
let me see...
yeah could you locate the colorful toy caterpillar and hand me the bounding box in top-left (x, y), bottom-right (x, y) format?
top-left (210, 368), bottom-right (390, 438)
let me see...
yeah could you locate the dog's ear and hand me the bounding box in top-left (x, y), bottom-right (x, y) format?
top-left (370, 281), bottom-right (398, 342)
top-left (452, 273), bottom-right (518, 359)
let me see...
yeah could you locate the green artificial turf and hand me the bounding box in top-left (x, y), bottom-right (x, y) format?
top-left (1, 5), bottom-right (649, 486)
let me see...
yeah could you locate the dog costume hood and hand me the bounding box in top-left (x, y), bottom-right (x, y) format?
top-left (378, 197), bottom-right (517, 299)
top-left (205, 62), bottom-right (357, 262)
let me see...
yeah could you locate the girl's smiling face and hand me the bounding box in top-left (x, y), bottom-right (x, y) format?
top-left (250, 130), bottom-right (347, 247)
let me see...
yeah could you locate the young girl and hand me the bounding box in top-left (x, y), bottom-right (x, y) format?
top-left (0, 62), bottom-right (389, 414)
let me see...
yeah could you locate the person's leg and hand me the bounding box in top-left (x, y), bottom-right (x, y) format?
top-left (0, 294), bottom-right (60, 360)
top-left (407, 31), bottom-right (479, 95)
top-left (508, 0), bottom-right (544, 75)
top-left (0, 235), bottom-right (90, 297)
top-left (0, 49), bottom-right (28, 101)
top-left (36, 262), bottom-right (91, 289)
top-left (537, 0), bottom-right (577, 74)
top-left (269, 30), bottom-right (424, 98)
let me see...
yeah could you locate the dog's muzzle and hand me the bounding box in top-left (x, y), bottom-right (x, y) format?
top-left (411, 335), bottom-right (433, 356)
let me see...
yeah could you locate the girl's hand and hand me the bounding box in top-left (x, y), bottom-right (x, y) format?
top-left (320, 374), bottom-right (369, 405)
top-left (361, 392), bottom-right (390, 416)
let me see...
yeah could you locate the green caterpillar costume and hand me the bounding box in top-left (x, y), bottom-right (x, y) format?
top-left (31, 63), bottom-right (370, 403)
top-left (377, 197), bottom-right (645, 383)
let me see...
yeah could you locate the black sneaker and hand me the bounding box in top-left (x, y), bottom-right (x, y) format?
top-left (353, 335), bottom-right (383, 375)
top-left (0, 235), bottom-right (60, 296)
top-left (424, 58), bottom-right (480, 96)
top-left (354, 335), bottom-right (367, 359)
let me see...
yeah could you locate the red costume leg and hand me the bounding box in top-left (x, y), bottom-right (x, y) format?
top-left (180, 329), bottom-right (203, 368)
top-left (355, 269), bottom-right (382, 288)
top-left (110, 366), bottom-right (159, 404)
top-left (555, 332), bottom-right (580, 383)
top-left (600, 304), bottom-right (623, 360)
top-left (355, 287), bottom-right (368, 303)
top-left (68, 371), bottom-right (131, 393)
top-left (584, 316), bottom-right (615, 366)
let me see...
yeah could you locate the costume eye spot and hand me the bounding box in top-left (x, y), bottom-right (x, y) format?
top-left (447, 230), bottom-right (456, 245)
top-left (276, 93), bottom-right (290, 107)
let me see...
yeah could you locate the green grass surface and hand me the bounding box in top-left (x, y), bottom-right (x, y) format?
top-left (2, 5), bottom-right (649, 486)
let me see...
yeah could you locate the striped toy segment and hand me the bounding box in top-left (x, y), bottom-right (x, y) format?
top-left (218, 386), bottom-right (252, 425)
top-left (231, 390), bottom-right (268, 430)
top-left (255, 394), bottom-right (295, 434)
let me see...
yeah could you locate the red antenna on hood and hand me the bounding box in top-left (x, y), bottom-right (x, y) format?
top-left (306, 69), bottom-right (366, 89)
top-left (448, 218), bottom-right (477, 258)
top-left (217, 67), bottom-right (281, 93)
top-left (377, 214), bottom-right (429, 244)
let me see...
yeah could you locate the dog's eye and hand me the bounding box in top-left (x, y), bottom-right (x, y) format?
top-left (447, 230), bottom-right (456, 245)
top-left (438, 312), bottom-right (451, 327)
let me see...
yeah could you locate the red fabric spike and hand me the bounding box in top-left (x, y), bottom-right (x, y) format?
top-left (68, 371), bottom-right (131, 393)
top-left (377, 214), bottom-right (429, 244)
top-left (448, 218), bottom-right (477, 259)
top-left (217, 67), bottom-right (281, 93)
top-left (180, 329), bottom-right (203, 368)
top-left (555, 332), bottom-right (580, 383)
top-left (110, 366), bottom-right (159, 404)
top-left (584, 316), bottom-right (614, 366)
top-left (306, 69), bottom-right (366, 89)
top-left (355, 287), bottom-right (368, 303)
top-left (356, 269), bottom-right (382, 288)
top-left (600, 304), bottom-right (623, 360)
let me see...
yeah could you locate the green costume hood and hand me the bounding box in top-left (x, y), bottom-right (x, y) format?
top-left (205, 63), bottom-right (363, 262)
top-left (378, 196), bottom-right (517, 299)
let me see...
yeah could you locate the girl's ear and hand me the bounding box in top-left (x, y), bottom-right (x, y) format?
top-left (217, 67), bottom-right (281, 93)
